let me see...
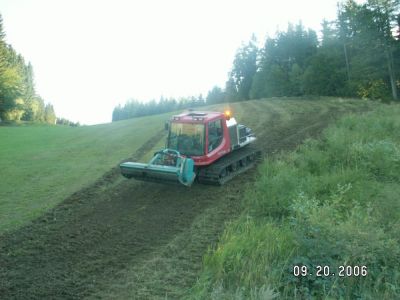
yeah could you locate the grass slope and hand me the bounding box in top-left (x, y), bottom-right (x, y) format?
top-left (0, 98), bottom-right (305, 234)
top-left (190, 103), bottom-right (400, 299)
top-left (0, 97), bottom-right (378, 299)
top-left (0, 102), bottom-right (234, 233)
top-left (0, 114), bottom-right (171, 233)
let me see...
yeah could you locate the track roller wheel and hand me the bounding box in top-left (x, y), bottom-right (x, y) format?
top-left (219, 167), bottom-right (228, 179)
top-left (230, 161), bottom-right (240, 172)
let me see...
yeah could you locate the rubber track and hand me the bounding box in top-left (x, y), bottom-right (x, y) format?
top-left (197, 145), bottom-right (262, 185)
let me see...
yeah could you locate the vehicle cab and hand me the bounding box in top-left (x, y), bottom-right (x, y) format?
top-left (167, 111), bottom-right (232, 166)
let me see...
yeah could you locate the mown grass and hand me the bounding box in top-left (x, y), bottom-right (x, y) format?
top-left (0, 113), bottom-right (173, 233)
top-left (190, 103), bottom-right (400, 299)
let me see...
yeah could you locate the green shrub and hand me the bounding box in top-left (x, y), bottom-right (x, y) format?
top-left (357, 80), bottom-right (391, 102)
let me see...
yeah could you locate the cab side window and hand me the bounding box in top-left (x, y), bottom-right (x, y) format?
top-left (208, 119), bottom-right (223, 152)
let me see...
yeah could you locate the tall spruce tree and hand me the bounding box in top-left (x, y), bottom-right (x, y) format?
top-left (229, 35), bottom-right (258, 100)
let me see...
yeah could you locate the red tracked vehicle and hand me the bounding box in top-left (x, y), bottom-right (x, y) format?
top-left (120, 110), bottom-right (261, 186)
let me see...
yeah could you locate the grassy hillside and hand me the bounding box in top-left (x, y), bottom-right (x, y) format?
top-left (0, 98), bottom-right (336, 234)
top-left (0, 97), bottom-right (380, 299)
top-left (190, 104), bottom-right (400, 299)
top-left (0, 102), bottom-right (242, 233)
top-left (0, 114), bottom-right (171, 233)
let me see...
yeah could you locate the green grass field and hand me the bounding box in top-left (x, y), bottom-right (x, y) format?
top-left (0, 113), bottom-right (171, 233)
top-left (1, 97), bottom-right (389, 299)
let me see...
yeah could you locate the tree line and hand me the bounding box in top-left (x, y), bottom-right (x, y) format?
top-left (0, 14), bottom-right (56, 124)
top-left (112, 95), bottom-right (205, 121)
top-left (113, 0), bottom-right (399, 121)
top-left (209, 0), bottom-right (400, 103)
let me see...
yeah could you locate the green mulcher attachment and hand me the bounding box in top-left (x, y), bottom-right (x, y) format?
top-left (120, 149), bottom-right (196, 186)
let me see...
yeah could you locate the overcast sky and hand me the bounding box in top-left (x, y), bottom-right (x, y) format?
top-left (1, 0), bottom-right (342, 125)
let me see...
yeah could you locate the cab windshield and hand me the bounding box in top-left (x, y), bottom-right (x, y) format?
top-left (168, 122), bottom-right (205, 156)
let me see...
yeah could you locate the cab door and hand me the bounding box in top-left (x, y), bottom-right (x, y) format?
top-left (207, 119), bottom-right (223, 152)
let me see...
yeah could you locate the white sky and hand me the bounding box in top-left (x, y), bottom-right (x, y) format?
top-left (1, 0), bottom-right (340, 125)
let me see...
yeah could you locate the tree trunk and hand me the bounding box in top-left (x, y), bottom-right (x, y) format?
top-left (343, 42), bottom-right (351, 82)
top-left (386, 47), bottom-right (398, 101)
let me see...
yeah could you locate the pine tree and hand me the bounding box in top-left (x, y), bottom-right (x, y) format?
top-left (206, 86), bottom-right (224, 104)
top-left (44, 103), bottom-right (56, 124)
top-left (230, 35), bottom-right (258, 100)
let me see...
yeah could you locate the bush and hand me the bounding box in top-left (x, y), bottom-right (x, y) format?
top-left (357, 80), bottom-right (391, 102)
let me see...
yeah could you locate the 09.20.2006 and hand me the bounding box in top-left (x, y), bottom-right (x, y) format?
top-left (293, 265), bottom-right (368, 277)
